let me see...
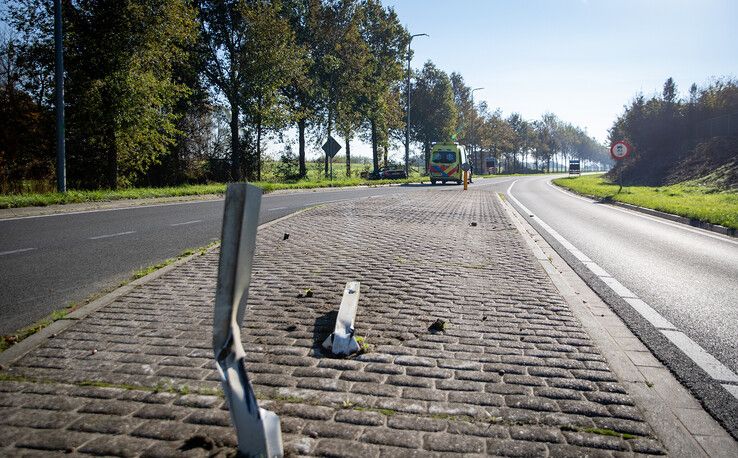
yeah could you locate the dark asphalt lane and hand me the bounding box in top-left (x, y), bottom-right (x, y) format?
top-left (499, 174), bottom-right (738, 374)
top-left (0, 180), bottom-right (483, 334)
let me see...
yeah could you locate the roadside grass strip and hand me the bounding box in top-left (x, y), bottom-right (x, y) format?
top-left (0, 172), bottom-right (566, 210)
top-left (0, 242), bottom-right (218, 353)
top-left (0, 177), bottom-right (430, 209)
top-left (553, 174), bottom-right (738, 230)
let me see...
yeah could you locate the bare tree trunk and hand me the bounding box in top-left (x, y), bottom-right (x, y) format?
top-left (230, 101), bottom-right (241, 181)
top-left (424, 141), bottom-right (431, 173)
top-left (345, 135), bottom-right (351, 178)
top-left (298, 119), bottom-right (306, 178)
top-left (371, 120), bottom-right (379, 173)
top-left (256, 116), bottom-right (262, 182)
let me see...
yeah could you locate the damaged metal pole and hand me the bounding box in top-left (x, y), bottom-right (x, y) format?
top-left (213, 183), bottom-right (283, 457)
top-left (323, 282), bottom-right (361, 356)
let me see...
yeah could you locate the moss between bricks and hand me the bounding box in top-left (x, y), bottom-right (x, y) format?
top-left (0, 373), bottom-right (652, 442)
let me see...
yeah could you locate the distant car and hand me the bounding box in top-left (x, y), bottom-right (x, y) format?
top-left (378, 167), bottom-right (408, 179)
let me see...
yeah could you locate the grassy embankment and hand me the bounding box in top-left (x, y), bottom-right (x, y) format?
top-left (553, 174), bottom-right (738, 230)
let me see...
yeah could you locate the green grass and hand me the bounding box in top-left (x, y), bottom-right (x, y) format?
top-left (553, 174), bottom-right (738, 230)
top-left (0, 176), bottom-right (436, 209)
top-left (0, 167), bottom-right (567, 210)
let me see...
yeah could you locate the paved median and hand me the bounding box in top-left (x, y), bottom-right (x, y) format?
top-left (1, 190), bottom-right (670, 456)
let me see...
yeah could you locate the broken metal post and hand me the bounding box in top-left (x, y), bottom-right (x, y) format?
top-left (323, 282), bottom-right (361, 355)
top-left (213, 183), bottom-right (283, 457)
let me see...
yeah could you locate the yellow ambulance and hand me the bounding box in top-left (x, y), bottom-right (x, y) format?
top-left (429, 142), bottom-right (471, 185)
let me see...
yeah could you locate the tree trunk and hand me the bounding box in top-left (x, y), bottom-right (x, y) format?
top-left (298, 119), bottom-right (306, 178)
top-left (383, 144), bottom-right (388, 168)
top-left (106, 128), bottom-right (117, 189)
top-left (424, 141), bottom-right (431, 173)
top-left (325, 106), bottom-right (332, 178)
top-left (230, 101), bottom-right (241, 181)
top-left (371, 119), bottom-right (379, 173)
top-left (256, 117), bottom-right (262, 182)
top-left (345, 135), bottom-right (351, 178)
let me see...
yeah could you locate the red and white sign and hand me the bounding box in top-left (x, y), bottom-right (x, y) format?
top-left (610, 141), bottom-right (632, 160)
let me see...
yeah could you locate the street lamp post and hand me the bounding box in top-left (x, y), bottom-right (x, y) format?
top-left (405, 32), bottom-right (428, 177)
top-left (54, 0), bottom-right (66, 192)
top-left (470, 87), bottom-right (484, 173)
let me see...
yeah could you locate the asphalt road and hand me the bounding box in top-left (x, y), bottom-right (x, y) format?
top-left (0, 183), bottom-right (442, 334)
top-left (497, 175), bottom-right (738, 375)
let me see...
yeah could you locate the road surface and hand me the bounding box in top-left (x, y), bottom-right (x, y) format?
top-left (495, 174), bottom-right (738, 377)
top-left (0, 183), bottom-right (433, 334)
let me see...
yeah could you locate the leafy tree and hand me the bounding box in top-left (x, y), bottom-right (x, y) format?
top-left (239, 0), bottom-right (304, 181)
top-left (409, 61), bottom-right (456, 171)
top-left (358, 0), bottom-right (408, 173)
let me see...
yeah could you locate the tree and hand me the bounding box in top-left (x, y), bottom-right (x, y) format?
top-left (198, 0), bottom-right (251, 181)
top-left (239, 0), bottom-right (304, 181)
top-left (359, 0), bottom-right (408, 173)
top-left (409, 61), bottom-right (456, 171)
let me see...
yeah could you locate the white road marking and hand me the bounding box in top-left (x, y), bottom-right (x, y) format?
top-left (170, 220), bottom-right (202, 226)
top-left (722, 384), bottom-right (738, 400)
top-left (267, 207), bottom-right (289, 211)
top-left (0, 199), bottom-right (223, 222)
top-left (0, 247), bottom-right (36, 256)
top-left (661, 330), bottom-right (738, 383)
top-left (623, 298), bottom-right (677, 330)
top-left (89, 231), bottom-right (136, 240)
top-left (507, 179), bottom-right (738, 392)
top-left (546, 179), bottom-right (738, 246)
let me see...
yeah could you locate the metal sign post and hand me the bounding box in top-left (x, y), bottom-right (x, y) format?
top-left (610, 141), bottom-right (632, 193)
top-left (213, 183), bottom-right (283, 457)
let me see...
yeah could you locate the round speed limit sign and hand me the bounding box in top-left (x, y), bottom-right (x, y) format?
top-left (610, 140), bottom-right (632, 160)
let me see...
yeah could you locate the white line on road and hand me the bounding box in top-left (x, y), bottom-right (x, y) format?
top-left (170, 220), bottom-right (202, 226)
top-left (89, 231), bottom-right (136, 240)
top-left (267, 207), bottom-right (289, 211)
top-left (546, 179), bottom-right (738, 246)
top-left (507, 179), bottom-right (738, 398)
top-left (0, 247), bottom-right (36, 256)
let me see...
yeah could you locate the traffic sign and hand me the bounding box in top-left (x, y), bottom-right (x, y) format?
top-left (461, 162), bottom-right (471, 172)
top-left (610, 141), bottom-right (632, 160)
top-left (322, 136), bottom-right (342, 159)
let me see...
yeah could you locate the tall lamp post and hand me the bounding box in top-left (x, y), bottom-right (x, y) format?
top-left (470, 87), bottom-right (484, 173)
top-left (54, 0), bottom-right (66, 192)
top-left (405, 32), bottom-right (428, 177)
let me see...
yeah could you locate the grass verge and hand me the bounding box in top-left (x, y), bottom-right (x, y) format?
top-left (0, 177), bottom-right (433, 209)
top-left (553, 174), bottom-right (738, 230)
top-left (0, 171), bottom-right (570, 210)
top-left (0, 242), bottom-right (218, 353)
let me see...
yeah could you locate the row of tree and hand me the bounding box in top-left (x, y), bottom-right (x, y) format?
top-left (410, 62), bottom-right (608, 174)
top-left (1, 0), bottom-right (609, 192)
top-left (608, 77), bottom-right (738, 185)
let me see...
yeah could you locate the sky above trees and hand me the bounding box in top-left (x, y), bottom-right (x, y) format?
top-left (387, 0), bottom-right (738, 144)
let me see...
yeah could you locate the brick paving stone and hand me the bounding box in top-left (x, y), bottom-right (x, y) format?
top-left (0, 190), bottom-right (668, 456)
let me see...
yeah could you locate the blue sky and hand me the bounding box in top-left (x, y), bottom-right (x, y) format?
top-left (387, 0), bottom-right (738, 144)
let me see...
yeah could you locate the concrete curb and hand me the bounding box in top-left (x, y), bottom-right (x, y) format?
top-left (552, 181), bottom-right (737, 238)
top-left (498, 193), bottom-right (738, 457)
top-left (0, 205), bottom-right (316, 368)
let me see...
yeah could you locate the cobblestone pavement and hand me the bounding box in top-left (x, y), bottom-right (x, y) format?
top-left (0, 190), bottom-right (667, 456)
